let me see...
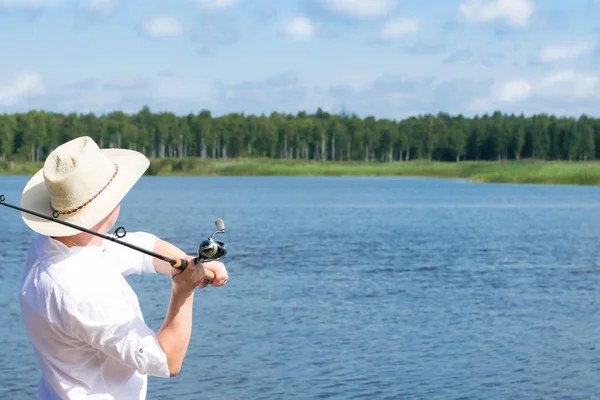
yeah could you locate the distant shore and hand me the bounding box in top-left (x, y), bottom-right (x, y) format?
top-left (3, 158), bottom-right (600, 186)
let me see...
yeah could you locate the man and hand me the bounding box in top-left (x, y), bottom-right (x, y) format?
top-left (18, 136), bottom-right (228, 399)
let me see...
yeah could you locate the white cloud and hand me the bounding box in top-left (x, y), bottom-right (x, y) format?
top-left (0, 0), bottom-right (57, 9)
top-left (538, 70), bottom-right (600, 100)
top-left (458, 0), bottom-right (534, 28)
top-left (321, 0), bottom-right (396, 19)
top-left (540, 71), bottom-right (576, 86)
top-left (197, 0), bottom-right (238, 13)
top-left (466, 97), bottom-right (493, 112)
top-left (377, 18), bottom-right (419, 42)
top-left (490, 80), bottom-right (533, 102)
top-left (88, 0), bottom-right (117, 16)
top-left (280, 16), bottom-right (315, 39)
top-left (141, 16), bottom-right (184, 39)
top-left (468, 80), bottom-right (531, 111)
top-left (468, 70), bottom-right (600, 112)
top-left (538, 42), bottom-right (595, 64)
top-left (0, 74), bottom-right (45, 106)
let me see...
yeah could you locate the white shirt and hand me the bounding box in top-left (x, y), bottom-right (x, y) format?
top-left (19, 231), bottom-right (171, 399)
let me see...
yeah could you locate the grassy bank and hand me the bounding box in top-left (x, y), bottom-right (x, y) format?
top-left (3, 158), bottom-right (600, 186)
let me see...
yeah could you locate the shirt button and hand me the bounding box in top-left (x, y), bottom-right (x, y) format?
top-left (138, 348), bottom-right (144, 354)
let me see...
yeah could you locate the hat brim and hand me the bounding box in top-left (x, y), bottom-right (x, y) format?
top-left (20, 148), bottom-right (150, 237)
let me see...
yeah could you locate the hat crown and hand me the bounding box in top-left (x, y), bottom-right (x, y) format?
top-left (55, 153), bottom-right (76, 173)
top-left (43, 136), bottom-right (117, 214)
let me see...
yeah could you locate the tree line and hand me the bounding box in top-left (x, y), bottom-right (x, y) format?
top-left (1, 106), bottom-right (599, 163)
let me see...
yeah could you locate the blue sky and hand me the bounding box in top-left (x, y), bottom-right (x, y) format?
top-left (1, 0), bottom-right (599, 119)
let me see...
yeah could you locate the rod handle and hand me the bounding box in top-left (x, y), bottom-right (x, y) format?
top-left (172, 258), bottom-right (215, 282)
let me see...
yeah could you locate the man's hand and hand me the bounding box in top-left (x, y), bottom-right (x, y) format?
top-left (170, 257), bottom-right (229, 294)
top-left (171, 256), bottom-right (207, 296)
top-left (196, 260), bottom-right (228, 289)
top-left (152, 240), bottom-right (229, 287)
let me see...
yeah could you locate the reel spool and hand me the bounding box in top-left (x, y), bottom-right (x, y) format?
top-left (195, 219), bottom-right (227, 263)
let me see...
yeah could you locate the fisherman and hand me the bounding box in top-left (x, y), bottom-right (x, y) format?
top-left (17, 136), bottom-right (228, 399)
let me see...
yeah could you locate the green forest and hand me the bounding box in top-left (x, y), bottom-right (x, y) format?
top-left (1, 106), bottom-right (599, 163)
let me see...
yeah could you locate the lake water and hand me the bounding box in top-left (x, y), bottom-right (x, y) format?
top-left (2, 175), bottom-right (600, 399)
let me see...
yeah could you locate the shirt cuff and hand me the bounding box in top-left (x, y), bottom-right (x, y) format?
top-left (132, 330), bottom-right (171, 378)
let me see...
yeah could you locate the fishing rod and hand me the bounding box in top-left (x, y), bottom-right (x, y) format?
top-left (0, 194), bottom-right (227, 282)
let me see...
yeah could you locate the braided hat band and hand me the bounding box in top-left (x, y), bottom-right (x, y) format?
top-left (50, 162), bottom-right (119, 218)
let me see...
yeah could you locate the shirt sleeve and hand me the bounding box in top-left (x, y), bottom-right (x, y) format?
top-left (65, 287), bottom-right (171, 379)
top-left (104, 231), bottom-right (159, 276)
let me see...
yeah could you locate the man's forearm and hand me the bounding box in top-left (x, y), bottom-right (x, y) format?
top-left (153, 239), bottom-right (187, 275)
top-left (156, 290), bottom-right (194, 377)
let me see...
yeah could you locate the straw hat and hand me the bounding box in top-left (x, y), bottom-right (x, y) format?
top-left (20, 136), bottom-right (149, 237)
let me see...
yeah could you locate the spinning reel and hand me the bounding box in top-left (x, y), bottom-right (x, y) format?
top-left (194, 219), bottom-right (227, 263)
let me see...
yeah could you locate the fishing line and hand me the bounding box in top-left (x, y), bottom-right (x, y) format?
top-left (0, 194), bottom-right (227, 281)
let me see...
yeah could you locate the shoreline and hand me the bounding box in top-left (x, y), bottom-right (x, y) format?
top-left (2, 158), bottom-right (600, 187)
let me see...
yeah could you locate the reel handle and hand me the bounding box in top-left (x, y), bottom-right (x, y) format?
top-left (171, 258), bottom-right (215, 282)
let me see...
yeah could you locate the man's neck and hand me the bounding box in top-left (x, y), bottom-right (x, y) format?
top-left (52, 234), bottom-right (103, 248)
top-left (50, 215), bottom-right (114, 248)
